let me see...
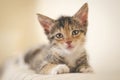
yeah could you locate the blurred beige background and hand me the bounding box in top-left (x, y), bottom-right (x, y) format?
top-left (0, 0), bottom-right (48, 64)
top-left (0, 0), bottom-right (120, 79)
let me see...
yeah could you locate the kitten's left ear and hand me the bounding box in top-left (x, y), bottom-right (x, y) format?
top-left (73, 3), bottom-right (88, 26)
top-left (37, 14), bottom-right (55, 34)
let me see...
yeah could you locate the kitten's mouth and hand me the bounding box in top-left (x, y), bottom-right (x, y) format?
top-left (67, 45), bottom-right (74, 49)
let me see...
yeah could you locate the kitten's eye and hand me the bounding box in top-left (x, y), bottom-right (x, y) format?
top-left (72, 30), bottom-right (80, 35)
top-left (55, 33), bottom-right (63, 39)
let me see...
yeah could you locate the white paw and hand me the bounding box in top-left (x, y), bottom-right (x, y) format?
top-left (80, 67), bottom-right (93, 73)
top-left (50, 64), bottom-right (70, 74)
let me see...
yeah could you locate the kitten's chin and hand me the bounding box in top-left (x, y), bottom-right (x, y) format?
top-left (66, 45), bottom-right (74, 50)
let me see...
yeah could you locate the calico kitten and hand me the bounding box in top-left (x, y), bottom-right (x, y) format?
top-left (25, 3), bottom-right (93, 74)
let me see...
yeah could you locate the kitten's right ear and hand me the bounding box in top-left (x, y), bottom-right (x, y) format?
top-left (37, 14), bottom-right (55, 34)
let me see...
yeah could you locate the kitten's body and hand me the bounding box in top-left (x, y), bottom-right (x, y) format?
top-left (24, 3), bottom-right (92, 74)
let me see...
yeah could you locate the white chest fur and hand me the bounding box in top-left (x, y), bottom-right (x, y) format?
top-left (63, 47), bottom-right (85, 68)
top-left (50, 46), bottom-right (85, 67)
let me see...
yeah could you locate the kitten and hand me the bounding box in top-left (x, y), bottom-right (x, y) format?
top-left (24, 3), bottom-right (93, 74)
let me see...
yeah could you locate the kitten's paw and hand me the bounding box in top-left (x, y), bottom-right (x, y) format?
top-left (76, 66), bottom-right (93, 73)
top-left (50, 64), bottom-right (70, 74)
top-left (78, 66), bottom-right (93, 73)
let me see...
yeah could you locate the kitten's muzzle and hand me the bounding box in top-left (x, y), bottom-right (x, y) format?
top-left (66, 41), bottom-right (74, 49)
top-left (66, 41), bottom-right (72, 45)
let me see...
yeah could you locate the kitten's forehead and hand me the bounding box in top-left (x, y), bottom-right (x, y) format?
top-left (57, 16), bottom-right (73, 27)
top-left (51, 16), bottom-right (81, 33)
top-left (56, 16), bottom-right (80, 28)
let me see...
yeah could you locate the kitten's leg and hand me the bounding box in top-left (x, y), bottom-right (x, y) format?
top-left (38, 63), bottom-right (70, 74)
top-left (76, 55), bottom-right (93, 73)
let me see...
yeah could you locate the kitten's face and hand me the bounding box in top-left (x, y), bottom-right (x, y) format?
top-left (37, 3), bottom-right (88, 51)
top-left (48, 17), bottom-right (86, 50)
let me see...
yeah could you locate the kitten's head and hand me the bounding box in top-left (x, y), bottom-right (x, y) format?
top-left (37, 3), bottom-right (88, 51)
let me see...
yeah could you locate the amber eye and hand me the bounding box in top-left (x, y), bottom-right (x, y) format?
top-left (55, 33), bottom-right (63, 39)
top-left (72, 30), bottom-right (80, 35)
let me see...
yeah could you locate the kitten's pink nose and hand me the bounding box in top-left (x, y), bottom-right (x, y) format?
top-left (66, 41), bottom-right (72, 45)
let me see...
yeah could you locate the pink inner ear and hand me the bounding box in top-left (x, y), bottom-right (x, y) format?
top-left (82, 12), bottom-right (87, 21)
top-left (40, 21), bottom-right (51, 34)
top-left (80, 12), bottom-right (88, 25)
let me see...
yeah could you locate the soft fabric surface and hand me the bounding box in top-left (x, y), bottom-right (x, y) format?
top-left (1, 58), bottom-right (119, 80)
